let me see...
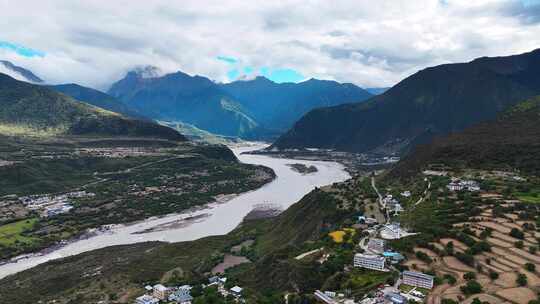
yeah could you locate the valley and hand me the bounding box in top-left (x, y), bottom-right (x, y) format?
top-left (1, 8), bottom-right (539, 304)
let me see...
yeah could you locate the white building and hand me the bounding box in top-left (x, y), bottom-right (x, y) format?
top-left (153, 284), bottom-right (170, 300)
top-left (353, 253), bottom-right (386, 271)
top-left (402, 270), bottom-right (434, 289)
top-left (230, 286), bottom-right (243, 298)
top-left (135, 295), bottom-right (159, 304)
top-left (169, 285), bottom-right (193, 304)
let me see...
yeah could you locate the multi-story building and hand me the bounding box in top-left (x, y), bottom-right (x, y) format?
top-left (153, 284), bottom-right (170, 300)
top-left (353, 253), bottom-right (386, 271)
top-left (402, 270), bottom-right (434, 289)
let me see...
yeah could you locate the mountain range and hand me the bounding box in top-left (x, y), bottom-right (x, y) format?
top-left (0, 60), bottom-right (43, 83)
top-left (273, 49), bottom-right (540, 153)
top-left (0, 73), bottom-right (185, 141)
top-left (108, 69), bottom-right (372, 139)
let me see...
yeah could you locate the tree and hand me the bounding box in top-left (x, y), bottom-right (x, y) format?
top-left (471, 298), bottom-right (482, 304)
top-left (464, 272), bottom-right (476, 281)
top-left (489, 270), bottom-right (499, 280)
top-left (460, 280), bottom-right (482, 295)
top-left (510, 228), bottom-right (525, 239)
top-left (515, 241), bottom-right (524, 249)
top-left (525, 263), bottom-right (536, 272)
top-left (517, 273), bottom-right (528, 286)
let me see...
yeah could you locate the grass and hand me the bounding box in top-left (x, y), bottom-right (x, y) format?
top-left (0, 218), bottom-right (39, 246)
top-left (328, 228), bottom-right (355, 243)
top-left (399, 284), bottom-right (430, 295)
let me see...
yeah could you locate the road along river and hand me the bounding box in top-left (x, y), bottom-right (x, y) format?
top-left (0, 143), bottom-right (350, 279)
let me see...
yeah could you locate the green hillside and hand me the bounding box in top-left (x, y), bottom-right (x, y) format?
top-left (0, 73), bottom-right (185, 141)
top-left (273, 48), bottom-right (540, 153)
top-left (391, 95), bottom-right (540, 178)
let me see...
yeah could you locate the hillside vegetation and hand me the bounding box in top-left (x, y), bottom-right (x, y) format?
top-left (391, 96), bottom-right (540, 178)
top-left (0, 73), bottom-right (185, 141)
top-left (273, 48), bottom-right (540, 153)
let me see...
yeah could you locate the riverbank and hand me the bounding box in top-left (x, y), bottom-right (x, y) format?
top-left (0, 143), bottom-right (350, 280)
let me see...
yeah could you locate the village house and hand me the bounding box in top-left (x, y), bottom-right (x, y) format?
top-left (230, 286), bottom-right (243, 298)
top-left (153, 284), bottom-right (171, 300)
top-left (168, 285), bottom-right (193, 304)
top-left (353, 253), bottom-right (386, 271)
top-left (135, 294), bottom-right (159, 304)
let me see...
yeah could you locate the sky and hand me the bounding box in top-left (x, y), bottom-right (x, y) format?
top-left (1, 0), bottom-right (540, 90)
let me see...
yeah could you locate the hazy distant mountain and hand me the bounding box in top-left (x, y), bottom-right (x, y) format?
top-left (0, 73), bottom-right (185, 141)
top-left (0, 60), bottom-right (43, 83)
top-left (273, 48), bottom-right (540, 153)
top-left (365, 87), bottom-right (390, 95)
top-left (391, 95), bottom-right (540, 178)
top-left (108, 69), bottom-right (262, 138)
top-left (108, 68), bottom-right (371, 139)
top-left (220, 77), bottom-right (372, 133)
top-left (48, 83), bottom-right (144, 119)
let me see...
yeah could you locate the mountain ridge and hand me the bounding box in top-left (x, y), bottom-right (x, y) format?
top-left (272, 48), bottom-right (540, 153)
top-left (0, 73), bottom-right (185, 141)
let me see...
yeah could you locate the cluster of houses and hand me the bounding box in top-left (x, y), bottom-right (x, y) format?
top-left (382, 195), bottom-right (403, 215)
top-left (135, 277), bottom-right (245, 304)
top-left (76, 147), bottom-right (166, 158)
top-left (135, 284), bottom-right (193, 304)
top-left (19, 191), bottom-right (95, 217)
top-left (348, 237), bottom-right (433, 303)
top-left (446, 179), bottom-right (480, 192)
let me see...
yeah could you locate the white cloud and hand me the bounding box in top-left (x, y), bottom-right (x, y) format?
top-left (0, 0), bottom-right (539, 89)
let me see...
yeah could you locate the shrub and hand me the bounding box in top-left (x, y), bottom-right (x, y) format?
top-left (510, 228), bottom-right (525, 239)
top-left (460, 280), bottom-right (482, 295)
top-left (517, 273), bottom-right (528, 286)
top-left (464, 272), bottom-right (476, 281)
top-left (489, 270), bottom-right (499, 280)
top-left (525, 263), bottom-right (536, 272)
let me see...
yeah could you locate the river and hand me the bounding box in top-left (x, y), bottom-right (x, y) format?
top-left (0, 143), bottom-right (350, 279)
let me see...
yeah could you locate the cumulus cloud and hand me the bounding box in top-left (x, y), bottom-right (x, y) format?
top-left (0, 0), bottom-right (539, 89)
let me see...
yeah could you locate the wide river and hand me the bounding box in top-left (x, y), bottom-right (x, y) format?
top-left (0, 144), bottom-right (350, 279)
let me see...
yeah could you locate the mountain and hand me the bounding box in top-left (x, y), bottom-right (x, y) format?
top-left (220, 77), bottom-right (372, 133)
top-left (391, 95), bottom-right (540, 178)
top-left (48, 83), bottom-right (144, 119)
top-left (273, 49), bottom-right (540, 153)
top-left (365, 87), bottom-right (390, 95)
top-left (108, 68), bottom-right (372, 139)
top-left (108, 68), bottom-right (262, 138)
top-left (0, 60), bottom-right (43, 83)
top-left (0, 73), bottom-right (185, 141)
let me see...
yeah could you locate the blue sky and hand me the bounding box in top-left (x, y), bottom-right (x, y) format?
top-left (0, 40), bottom-right (44, 57)
top-left (218, 55), bottom-right (305, 83)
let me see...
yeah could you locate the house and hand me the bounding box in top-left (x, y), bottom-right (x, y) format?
top-left (447, 182), bottom-right (464, 191)
top-left (402, 271), bottom-right (434, 289)
top-left (230, 286), bottom-right (243, 298)
top-left (353, 254), bottom-right (386, 271)
top-left (401, 191), bottom-right (411, 197)
top-left (367, 238), bottom-right (385, 253)
top-left (144, 285), bottom-right (153, 292)
top-left (153, 284), bottom-right (171, 300)
top-left (169, 285), bottom-right (193, 304)
top-left (135, 294), bottom-right (159, 304)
